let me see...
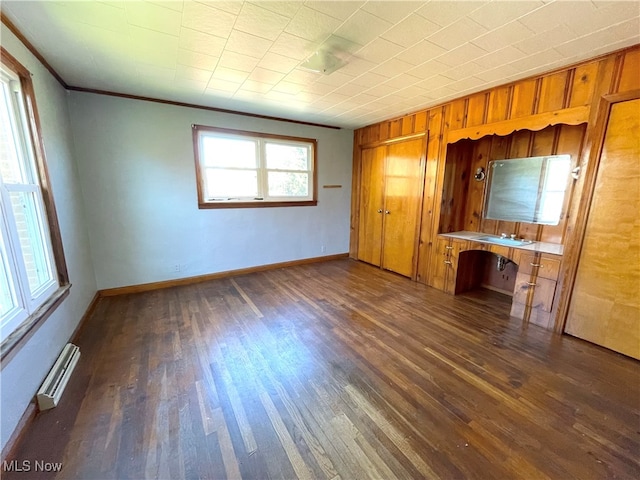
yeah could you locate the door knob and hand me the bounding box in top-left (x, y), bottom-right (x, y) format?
top-left (377, 209), bottom-right (382, 213)
top-left (385, 210), bottom-right (390, 214)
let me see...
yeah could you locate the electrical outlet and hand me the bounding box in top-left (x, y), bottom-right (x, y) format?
top-left (172, 264), bottom-right (180, 272)
top-left (321, 245), bottom-right (326, 253)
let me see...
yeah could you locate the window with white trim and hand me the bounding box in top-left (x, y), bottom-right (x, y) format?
top-left (193, 125), bottom-right (317, 208)
top-left (0, 61), bottom-right (59, 345)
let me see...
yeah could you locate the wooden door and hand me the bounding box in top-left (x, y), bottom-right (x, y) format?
top-left (357, 146), bottom-right (385, 266)
top-left (381, 138), bottom-right (425, 277)
top-left (565, 98), bottom-right (640, 359)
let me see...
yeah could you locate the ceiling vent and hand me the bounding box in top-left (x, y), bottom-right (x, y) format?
top-left (300, 50), bottom-right (346, 75)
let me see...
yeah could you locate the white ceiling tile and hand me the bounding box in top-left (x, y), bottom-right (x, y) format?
top-left (474, 63), bottom-right (521, 83)
top-left (393, 84), bottom-right (429, 99)
top-left (285, 6), bottom-right (342, 42)
top-left (283, 68), bottom-right (322, 85)
top-left (213, 66), bottom-right (250, 83)
top-left (473, 21), bottom-right (535, 53)
top-left (218, 51), bottom-right (261, 72)
top-left (241, 80), bottom-right (274, 93)
top-left (125, 1), bottom-right (181, 36)
top-left (408, 59), bottom-right (450, 79)
top-left (128, 25), bottom-right (179, 67)
top-left (295, 91), bottom-right (323, 103)
top-left (182, 2), bottom-right (236, 37)
top-left (476, 46), bottom-right (526, 70)
top-left (338, 57), bottom-right (377, 76)
top-left (136, 62), bottom-right (175, 80)
top-left (555, 17), bottom-right (640, 58)
top-left (427, 17), bottom-right (488, 50)
top-left (334, 82), bottom-right (369, 96)
top-left (469, 1), bottom-right (543, 30)
top-left (417, 74), bottom-right (454, 90)
top-left (175, 64), bottom-right (212, 83)
top-left (361, 1), bottom-right (421, 23)
top-left (304, 1), bottom-right (365, 21)
top-left (508, 48), bottom-right (564, 73)
top-left (383, 73), bottom-right (421, 89)
top-left (248, 68), bottom-right (286, 84)
top-left (362, 82), bottom-right (398, 97)
top-left (436, 43), bottom-right (488, 67)
top-left (315, 71), bottom-right (357, 87)
top-left (177, 49), bottom-right (219, 70)
top-left (334, 10), bottom-right (394, 46)
top-left (258, 52), bottom-right (300, 73)
top-left (395, 40), bottom-right (448, 66)
top-left (519, 0), bottom-right (597, 32)
top-left (196, 1), bottom-right (242, 15)
top-left (415, 1), bottom-right (487, 27)
top-left (173, 78), bottom-right (207, 94)
top-left (514, 24), bottom-right (581, 56)
top-left (148, 1), bottom-right (184, 12)
top-left (350, 72), bottom-right (391, 88)
top-left (48, 1), bottom-right (129, 33)
top-left (441, 62), bottom-right (483, 81)
top-left (569, 1), bottom-right (640, 36)
top-left (446, 75), bottom-right (485, 92)
top-left (381, 14), bottom-right (441, 48)
top-left (204, 88), bottom-right (234, 98)
top-left (370, 58), bottom-right (416, 79)
top-left (356, 38), bottom-right (405, 64)
top-left (272, 81), bottom-right (304, 94)
top-left (178, 28), bottom-right (226, 57)
top-left (254, 1), bottom-right (302, 18)
top-left (270, 32), bottom-right (317, 60)
top-left (225, 30), bottom-right (274, 58)
top-left (302, 82), bottom-right (337, 95)
top-left (206, 77), bottom-right (241, 93)
top-left (235, 3), bottom-right (291, 41)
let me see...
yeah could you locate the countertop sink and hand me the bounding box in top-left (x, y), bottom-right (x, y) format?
top-left (474, 235), bottom-right (534, 247)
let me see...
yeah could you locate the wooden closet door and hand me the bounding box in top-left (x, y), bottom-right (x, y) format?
top-left (381, 138), bottom-right (425, 277)
top-left (357, 146), bottom-right (385, 266)
top-left (565, 98), bottom-right (640, 359)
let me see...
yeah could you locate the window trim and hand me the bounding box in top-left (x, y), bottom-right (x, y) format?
top-left (0, 46), bottom-right (70, 363)
top-left (193, 125), bottom-right (318, 209)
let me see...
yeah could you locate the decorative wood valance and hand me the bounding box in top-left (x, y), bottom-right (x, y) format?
top-left (447, 105), bottom-right (590, 144)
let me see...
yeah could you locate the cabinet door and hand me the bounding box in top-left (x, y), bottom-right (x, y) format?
top-left (381, 138), bottom-right (425, 277)
top-left (565, 98), bottom-right (640, 359)
top-left (431, 238), bottom-right (451, 291)
top-left (357, 146), bottom-right (385, 266)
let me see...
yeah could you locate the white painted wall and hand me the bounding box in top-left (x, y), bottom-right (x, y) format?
top-left (0, 27), bottom-right (97, 450)
top-left (68, 92), bottom-right (353, 290)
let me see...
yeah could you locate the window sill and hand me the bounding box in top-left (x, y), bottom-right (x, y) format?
top-left (198, 200), bottom-right (318, 209)
top-left (0, 284), bottom-right (71, 365)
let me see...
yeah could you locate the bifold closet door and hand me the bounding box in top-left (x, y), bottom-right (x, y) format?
top-left (565, 98), bottom-right (640, 359)
top-left (381, 138), bottom-right (425, 277)
top-left (357, 146), bottom-right (385, 266)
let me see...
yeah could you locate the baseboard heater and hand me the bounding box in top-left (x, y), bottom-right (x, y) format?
top-left (36, 343), bottom-right (80, 411)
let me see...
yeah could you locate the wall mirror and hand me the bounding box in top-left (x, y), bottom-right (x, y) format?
top-left (484, 154), bottom-right (572, 225)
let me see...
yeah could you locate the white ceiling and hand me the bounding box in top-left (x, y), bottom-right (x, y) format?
top-left (2, 1), bottom-right (639, 128)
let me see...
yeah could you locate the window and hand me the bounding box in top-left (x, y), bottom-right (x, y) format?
top-left (193, 125), bottom-right (317, 208)
top-left (0, 47), bottom-right (69, 356)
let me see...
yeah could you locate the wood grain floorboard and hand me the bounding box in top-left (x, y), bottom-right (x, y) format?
top-left (5, 259), bottom-right (639, 479)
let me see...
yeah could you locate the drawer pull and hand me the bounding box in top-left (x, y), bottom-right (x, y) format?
top-left (526, 282), bottom-right (537, 286)
top-left (530, 263), bottom-right (543, 267)
top-left (444, 260), bottom-right (453, 265)
top-left (377, 209), bottom-right (382, 213)
top-left (445, 246), bottom-right (454, 250)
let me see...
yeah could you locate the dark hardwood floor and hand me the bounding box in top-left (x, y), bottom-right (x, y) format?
top-left (5, 259), bottom-right (639, 479)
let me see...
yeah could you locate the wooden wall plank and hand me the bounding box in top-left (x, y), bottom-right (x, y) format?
top-left (449, 99), bottom-right (467, 130)
top-left (414, 111), bottom-right (428, 132)
top-left (401, 115), bottom-right (414, 136)
top-left (510, 79), bottom-right (538, 119)
top-left (617, 48), bottom-right (640, 93)
top-left (463, 137), bottom-right (491, 232)
top-left (568, 63), bottom-right (599, 107)
top-left (389, 119), bottom-right (401, 138)
top-left (487, 87), bottom-right (512, 123)
top-left (466, 93), bottom-right (488, 127)
top-left (416, 108), bottom-right (442, 284)
top-left (537, 72), bottom-right (569, 113)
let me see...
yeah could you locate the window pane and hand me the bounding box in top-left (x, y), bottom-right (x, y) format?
top-left (265, 143), bottom-right (309, 171)
top-left (0, 235), bottom-right (16, 318)
top-left (9, 191), bottom-right (53, 294)
top-left (267, 171), bottom-right (309, 197)
top-left (0, 80), bottom-right (28, 184)
top-left (205, 168), bottom-right (258, 198)
top-left (202, 136), bottom-right (257, 168)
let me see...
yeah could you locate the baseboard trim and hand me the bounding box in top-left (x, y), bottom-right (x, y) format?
top-left (70, 292), bottom-right (101, 343)
top-left (0, 400), bottom-right (37, 464)
top-left (99, 253), bottom-right (349, 297)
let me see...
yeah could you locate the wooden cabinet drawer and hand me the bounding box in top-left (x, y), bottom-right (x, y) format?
top-left (513, 274), bottom-right (556, 312)
top-left (510, 302), bottom-right (553, 328)
top-left (519, 253), bottom-right (561, 281)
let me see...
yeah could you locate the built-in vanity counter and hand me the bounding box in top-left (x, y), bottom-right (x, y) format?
top-left (435, 231), bottom-right (564, 329)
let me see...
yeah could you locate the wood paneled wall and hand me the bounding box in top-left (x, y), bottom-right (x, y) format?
top-left (351, 45), bottom-right (640, 332)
